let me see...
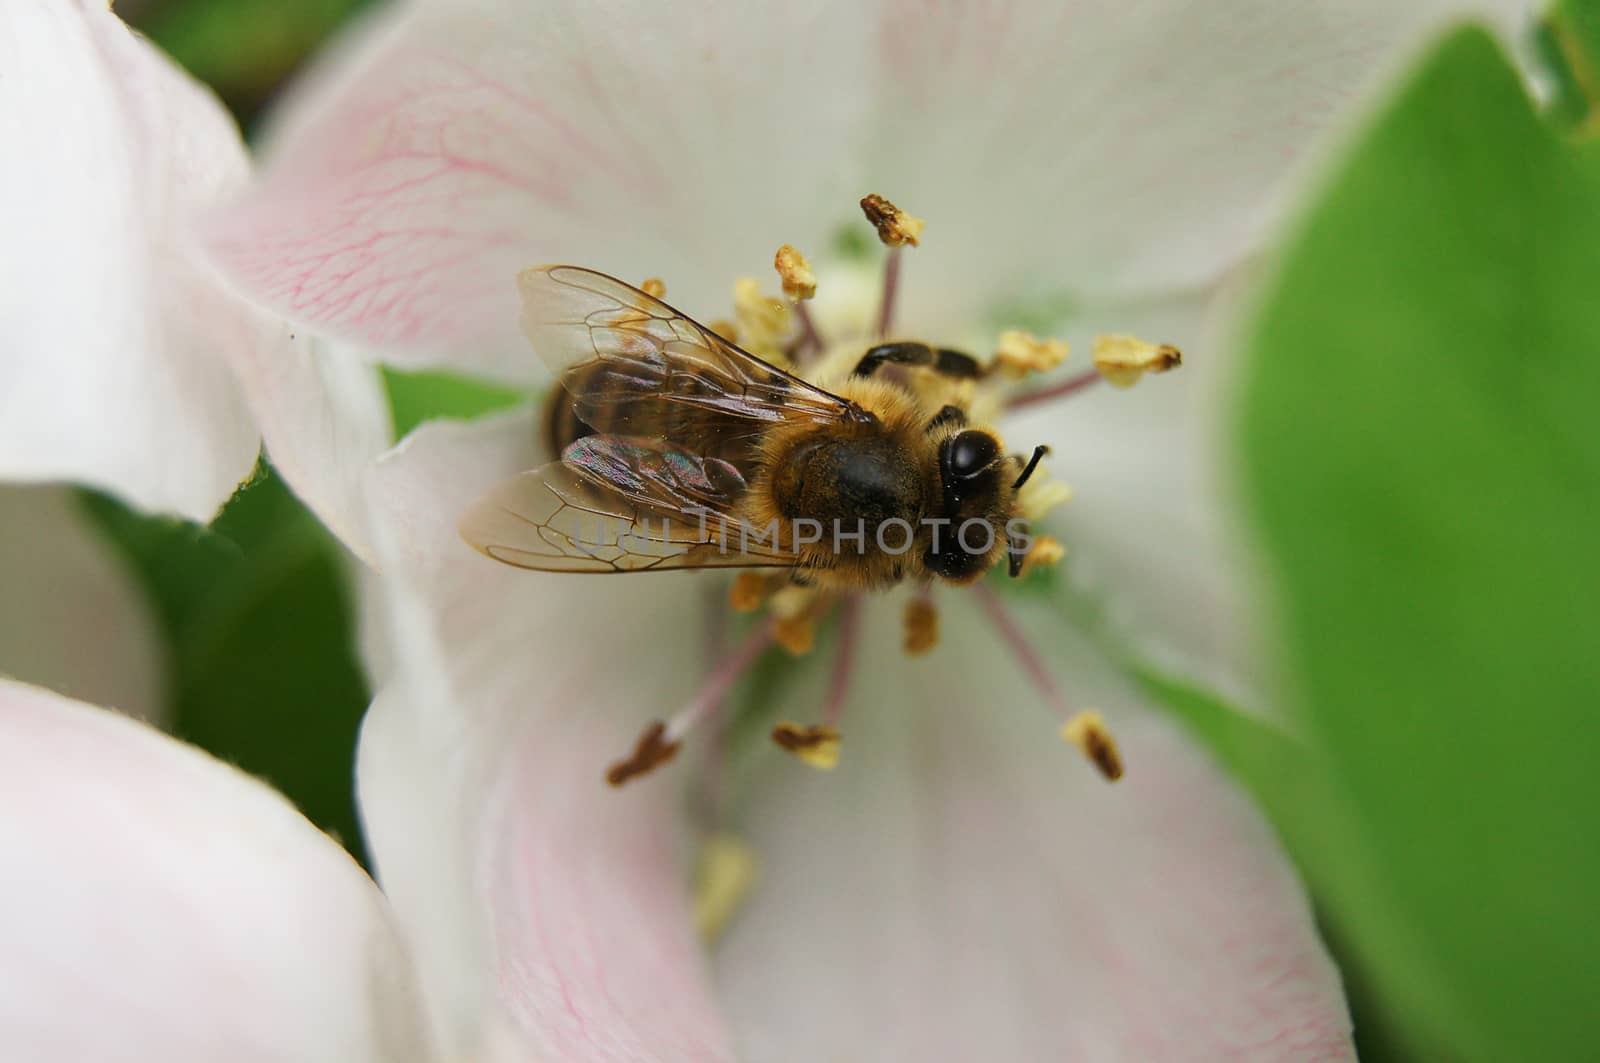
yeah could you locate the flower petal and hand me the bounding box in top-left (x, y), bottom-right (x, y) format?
top-left (0, 677), bottom-right (435, 1062)
top-left (0, 2), bottom-right (274, 520)
top-left (713, 596), bottom-right (1353, 1061)
top-left (213, 0), bottom-right (1526, 372)
top-left (208, 0), bottom-right (876, 376)
top-left (357, 412), bottom-right (737, 1060)
top-left (240, 335), bottom-right (393, 562)
top-left (1007, 280), bottom-right (1261, 700)
top-left (0, 485), bottom-right (165, 723)
top-left (872, 0), bottom-right (1534, 335)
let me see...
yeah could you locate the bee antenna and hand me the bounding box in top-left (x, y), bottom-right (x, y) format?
top-left (1012, 444), bottom-right (1050, 490)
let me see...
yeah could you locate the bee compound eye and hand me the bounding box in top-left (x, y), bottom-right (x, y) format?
top-left (946, 430), bottom-right (999, 479)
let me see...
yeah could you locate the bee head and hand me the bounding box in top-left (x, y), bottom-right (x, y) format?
top-left (926, 429), bottom-right (1011, 583)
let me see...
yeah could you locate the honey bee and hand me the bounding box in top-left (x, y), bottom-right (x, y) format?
top-left (459, 265), bottom-right (1049, 589)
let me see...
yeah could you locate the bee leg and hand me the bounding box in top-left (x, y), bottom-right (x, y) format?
top-left (852, 342), bottom-right (982, 381)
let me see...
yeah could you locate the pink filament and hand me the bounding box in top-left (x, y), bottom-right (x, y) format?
top-left (972, 582), bottom-right (1077, 721)
top-left (1005, 367), bottom-right (1103, 412)
top-left (821, 595), bottom-right (862, 727)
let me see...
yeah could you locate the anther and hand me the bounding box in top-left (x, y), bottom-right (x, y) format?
top-left (1016, 474), bottom-right (1073, 522)
top-left (994, 329), bottom-right (1070, 379)
top-left (733, 277), bottom-right (792, 361)
top-left (774, 244), bottom-right (817, 301)
top-left (904, 594), bottom-right (939, 655)
top-left (1017, 535), bottom-right (1066, 578)
top-left (608, 620), bottom-right (775, 787)
top-left (771, 721), bottom-right (843, 770)
top-left (774, 614), bottom-right (817, 655)
top-left (729, 572), bottom-right (768, 612)
top-left (1061, 710), bottom-right (1124, 781)
top-left (1093, 334), bottom-right (1183, 388)
top-left (860, 193), bottom-right (925, 247)
top-left (606, 721), bottom-right (682, 787)
top-left (640, 277), bottom-right (667, 299)
top-left (694, 832), bottom-right (760, 943)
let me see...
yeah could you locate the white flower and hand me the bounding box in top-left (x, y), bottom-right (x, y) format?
top-left (0, 678), bottom-right (443, 1062)
top-left (200, 0), bottom-right (1531, 1058)
top-left (0, 0), bottom-right (389, 546)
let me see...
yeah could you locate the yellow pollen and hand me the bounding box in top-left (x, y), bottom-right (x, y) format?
top-left (605, 721), bottom-right (682, 787)
top-left (860, 193), bottom-right (926, 247)
top-left (773, 615), bottom-right (817, 655)
top-left (1093, 334), bottom-right (1183, 389)
top-left (774, 244), bottom-right (817, 301)
top-left (1018, 535), bottom-right (1066, 577)
top-left (728, 572), bottom-right (768, 612)
top-left (640, 277), bottom-right (667, 299)
top-left (1061, 710), bottom-right (1124, 781)
top-left (772, 721), bottom-right (842, 770)
top-left (694, 833), bottom-right (760, 944)
top-left (1017, 474), bottom-right (1073, 522)
top-left (994, 329), bottom-right (1070, 379)
top-left (904, 596), bottom-right (939, 655)
top-left (733, 277), bottom-right (791, 362)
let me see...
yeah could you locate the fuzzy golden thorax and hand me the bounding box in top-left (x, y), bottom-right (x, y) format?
top-left (742, 371), bottom-right (1020, 591)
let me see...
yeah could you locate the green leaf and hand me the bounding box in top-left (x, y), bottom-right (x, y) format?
top-left (135, 0), bottom-right (375, 130)
top-left (1236, 25), bottom-right (1600, 1060)
top-left (1535, 0), bottom-right (1600, 134)
top-left (381, 366), bottom-right (528, 439)
top-left (79, 465), bottom-right (371, 863)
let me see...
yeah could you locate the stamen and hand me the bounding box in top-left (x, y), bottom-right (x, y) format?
top-left (972, 583), bottom-right (1124, 781)
top-left (605, 722), bottom-right (681, 788)
top-left (859, 193), bottom-right (925, 247)
top-left (1016, 475), bottom-right (1073, 522)
top-left (640, 277), bottom-right (667, 299)
top-left (1093, 334), bottom-right (1183, 388)
top-left (1005, 367), bottom-right (1103, 411)
top-left (860, 193), bottom-right (923, 339)
top-left (733, 278), bottom-right (791, 361)
top-left (994, 329), bottom-right (1070, 380)
top-left (1061, 710), bottom-right (1124, 781)
top-left (771, 721), bottom-right (843, 770)
top-left (821, 595), bottom-right (861, 727)
top-left (694, 582), bottom-right (733, 824)
top-left (792, 301), bottom-right (825, 360)
top-left (904, 590), bottom-right (939, 655)
top-left (606, 619), bottom-right (775, 787)
top-left (878, 246), bottom-right (903, 339)
top-left (729, 571), bottom-right (768, 612)
top-left (694, 832), bottom-right (760, 943)
top-left (774, 244), bottom-right (817, 301)
top-left (1017, 534), bottom-right (1066, 578)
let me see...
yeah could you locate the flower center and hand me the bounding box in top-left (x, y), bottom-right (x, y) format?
top-left (603, 194), bottom-right (1177, 800)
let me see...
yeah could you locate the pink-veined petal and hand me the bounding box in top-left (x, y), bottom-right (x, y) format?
top-left (210, 0), bottom-right (875, 378)
top-left (0, 1), bottom-right (272, 520)
top-left (0, 678), bottom-right (436, 1062)
top-left (714, 596), bottom-right (1353, 1061)
top-left (356, 411), bottom-right (737, 1060)
top-left (212, 0), bottom-right (1527, 373)
top-left (0, 485), bottom-right (165, 723)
